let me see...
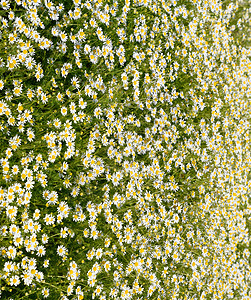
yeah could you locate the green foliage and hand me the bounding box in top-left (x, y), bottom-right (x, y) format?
top-left (0, 0), bottom-right (250, 299)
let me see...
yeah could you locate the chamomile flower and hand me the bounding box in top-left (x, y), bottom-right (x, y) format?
top-left (42, 260), bottom-right (49, 269)
top-left (27, 128), bottom-right (35, 142)
top-left (71, 76), bottom-right (80, 89)
top-left (61, 106), bottom-right (67, 116)
top-left (42, 288), bottom-right (50, 298)
top-left (41, 234), bottom-right (49, 245)
top-left (95, 248), bottom-right (103, 260)
top-left (0, 80), bottom-right (4, 90)
top-left (7, 245), bottom-right (17, 259)
top-left (57, 245), bottom-right (67, 257)
top-left (1, 0), bottom-right (10, 10)
top-left (9, 275), bottom-right (20, 286)
top-left (37, 245), bottom-right (46, 257)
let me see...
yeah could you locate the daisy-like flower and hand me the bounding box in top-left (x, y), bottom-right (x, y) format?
top-left (25, 179), bottom-right (34, 190)
top-left (26, 88), bottom-right (34, 100)
top-left (7, 245), bottom-right (17, 259)
top-left (33, 209), bottom-right (40, 220)
top-left (57, 245), bottom-right (67, 257)
top-left (40, 92), bottom-right (48, 104)
top-left (27, 128), bottom-right (35, 142)
top-left (83, 228), bottom-right (89, 238)
top-left (71, 76), bottom-right (80, 89)
top-left (60, 226), bottom-right (68, 238)
top-left (95, 248), bottom-right (103, 260)
top-left (9, 275), bottom-right (20, 286)
top-left (41, 234), bottom-right (49, 245)
top-left (4, 261), bottom-right (14, 273)
top-left (8, 10), bottom-right (15, 20)
top-left (58, 201), bottom-right (70, 218)
top-left (44, 214), bottom-right (55, 225)
top-left (5, 147), bottom-right (12, 158)
top-left (42, 288), bottom-right (50, 298)
top-left (7, 56), bottom-right (19, 71)
top-left (37, 245), bottom-right (46, 257)
top-left (63, 176), bottom-right (72, 188)
top-left (6, 205), bottom-right (18, 220)
top-left (62, 161), bottom-right (68, 172)
top-left (25, 57), bottom-right (35, 70)
top-left (1, 0), bottom-right (10, 10)
top-left (61, 106), bottom-right (67, 116)
top-left (0, 79), bottom-right (4, 90)
top-left (1, 17), bottom-right (8, 28)
top-left (60, 31), bottom-right (68, 42)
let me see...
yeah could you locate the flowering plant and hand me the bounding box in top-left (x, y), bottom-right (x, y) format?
top-left (0, 0), bottom-right (250, 299)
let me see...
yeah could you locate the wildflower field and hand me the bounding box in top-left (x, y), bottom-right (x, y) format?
top-left (0, 0), bottom-right (250, 299)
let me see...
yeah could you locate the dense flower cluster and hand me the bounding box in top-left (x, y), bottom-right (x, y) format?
top-left (0, 0), bottom-right (250, 299)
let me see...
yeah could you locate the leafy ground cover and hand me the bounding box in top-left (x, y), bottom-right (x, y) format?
top-left (0, 0), bottom-right (250, 299)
